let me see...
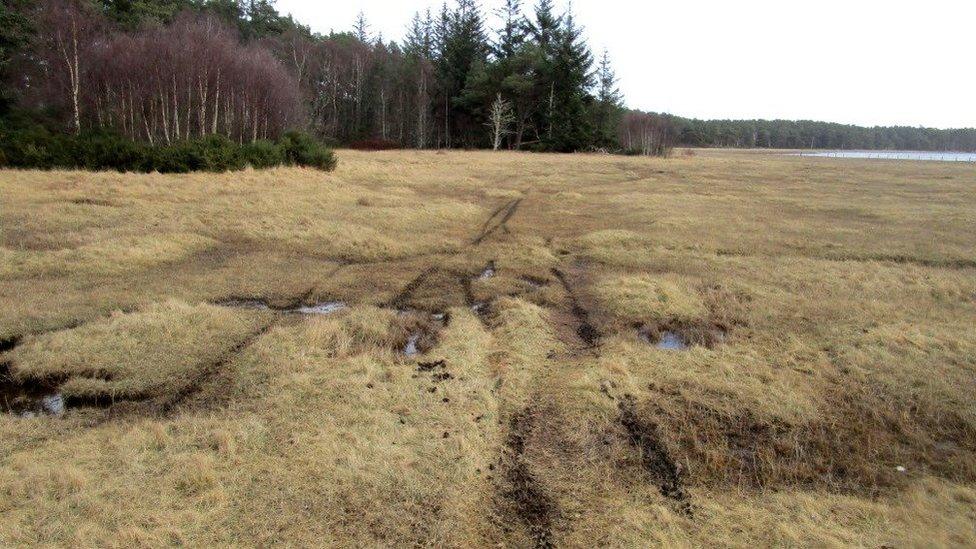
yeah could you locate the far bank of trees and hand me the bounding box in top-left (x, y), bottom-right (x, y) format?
top-left (1, 0), bottom-right (664, 157)
top-left (2, 0), bottom-right (972, 164)
top-left (665, 116), bottom-right (976, 152)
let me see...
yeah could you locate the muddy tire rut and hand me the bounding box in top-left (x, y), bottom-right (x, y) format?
top-left (495, 408), bottom-right (557, 548)
top-left (618, 396), bottom-right (693, 515)
top-left (551, 267), bottom-right (601, 351)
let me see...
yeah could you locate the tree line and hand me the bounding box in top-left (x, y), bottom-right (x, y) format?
top-left (2, 0), bottom-right (972, 158)
top-left (1, 0), bottom-right (649, 154)
top-left (665, 115), bottom-right (976, 152)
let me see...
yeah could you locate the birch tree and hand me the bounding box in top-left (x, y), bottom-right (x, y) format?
top-left (486, 93), bottom-right (514, 150)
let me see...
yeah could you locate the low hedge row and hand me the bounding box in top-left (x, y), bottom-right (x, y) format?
top-left (0, 129), bottom-right (336, 172)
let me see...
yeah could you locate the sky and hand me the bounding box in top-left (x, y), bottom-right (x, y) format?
top-left (275, 0), bottom-right (976, 129)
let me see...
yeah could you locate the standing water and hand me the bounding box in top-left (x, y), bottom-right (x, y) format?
top-left (794, 151), bottom-right (976, 162)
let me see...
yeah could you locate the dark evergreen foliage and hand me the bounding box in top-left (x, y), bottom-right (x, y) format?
top-left (3, 0), bottom-right (972, 161)
top-left (0, 124), bottom-right (335, 172)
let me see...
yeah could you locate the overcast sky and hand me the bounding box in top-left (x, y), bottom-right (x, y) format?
top-left (275, 0), bottom-right (975, 129)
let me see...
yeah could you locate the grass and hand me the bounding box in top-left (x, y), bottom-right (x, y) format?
top-left (1, 150), bottom-right (975, 546)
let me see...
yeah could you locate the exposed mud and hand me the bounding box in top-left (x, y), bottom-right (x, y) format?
top-left (217, 298), bottom-right (346, 316)
top-left (395, 311), bottom-right (446, 357)
top-left (2, 323), bottom-right (276, 419)
top-left (618, 396), bottom-right (692, 515)
top-left (551, 268), bottom-right (600, 347)
top-left (0, 336), bottom-right (22, 353)
top-left (520, 276), bottom-right (549, 290)
top-left (0, 362), bottom-right (65, 417)
top-left (218, 299), bottom-right (271, 311)
top-left (159, 322), bottom-right (277, 416)
top-left (68, 197), bottom-right (117, 207)
top-left (496, 409), bottom-right (556, 548)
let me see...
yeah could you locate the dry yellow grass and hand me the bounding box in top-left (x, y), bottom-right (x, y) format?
top-left (1, 150), bottom-right (975, 546)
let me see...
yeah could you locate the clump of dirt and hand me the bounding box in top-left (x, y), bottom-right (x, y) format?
top-left (618, 396), bottom-right (692, 515)
top-left (417, 360), bottom-right (446, 373)
top-left (416, 360), bottom-right (453, 383)
top-left (496, 409), bottom-right (556, 548)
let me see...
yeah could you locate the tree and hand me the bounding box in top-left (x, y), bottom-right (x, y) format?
top-left (494, 0), bottom-right (525, 60)
top-left (0, 0), bottom-right (33, 113)
top-left (353, 11), bottom-right (370, 43)
top-left (434, 0), bottom-right (488, 147)
top-left (592, 49), bottom-right (622, 148)
top-left (486, 92), bottom-right (514, 150)
top-left (37, 0), bottom-right (102, 134)
top-left (542, 3), bottom-right (593, 151)
top-left (619, 111), bottom-right (675, 156)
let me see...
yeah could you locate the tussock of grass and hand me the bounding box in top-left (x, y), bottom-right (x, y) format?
top-left (0, 233), bottom-right (217, 279)
top-left (592, 273), bottom-right (707, 324)
top-left (6, 300), bottom-right (267, 399)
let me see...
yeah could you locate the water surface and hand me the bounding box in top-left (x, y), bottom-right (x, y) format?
top-left (795, 151), bottom-right (976, 162)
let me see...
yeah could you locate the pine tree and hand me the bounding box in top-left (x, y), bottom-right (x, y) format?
top-left (593, 49), bottom-right (623, 148)
top-left (534, 2), bottom-right (593, 151)
top-left (494, 0), bottom-right (525, 60)
top-left (527, 0), bottom-right (560, 51)
top-left (435, 0), bottom-right (488, 147)
top-left (353, 11), bottom-right (370, 43)
top-left (404, 11), bottom-right (433, 59)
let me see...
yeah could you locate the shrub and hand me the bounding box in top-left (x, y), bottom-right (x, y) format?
top-left (278, 131), bottom-right (337, 171)
top-left (70, 132), bottom-right (151, 172)
top-left (242, 139), bottom-right (285, 169)
top-left (0, 128), bottom-right (336, 173)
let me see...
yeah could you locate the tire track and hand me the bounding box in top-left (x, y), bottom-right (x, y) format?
top-left (474, 198), bottom-right (522, 245)
top-left (551, 268), bottom-right (601, 349)
top-left (496, 408), bottom-right (556, 548)
top-left (160, 320), bottom-right (278, 416)
top-left (618, 396), bottom-right (693, 515)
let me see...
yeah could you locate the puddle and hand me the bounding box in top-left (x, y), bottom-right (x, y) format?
top-left (218, 299), bottom-right (346, 316)
top-left (656, 331), bottom-right (689, 351)
top-left (291, 302), bottom-right (346, 315)
top-left (403, 334), bottom-right (421, 357)
top-left (478, 261), bottom-right (496, 280)
top-left (1, 365), bottom-right (65, 418)
top-left (638, 329), bottom-right (689, 351)
top-left (638, 324), bottom-right (726, 351)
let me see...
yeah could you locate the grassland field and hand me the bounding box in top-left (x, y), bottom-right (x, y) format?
top-left (1, 149), bottom-right (975, 547)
